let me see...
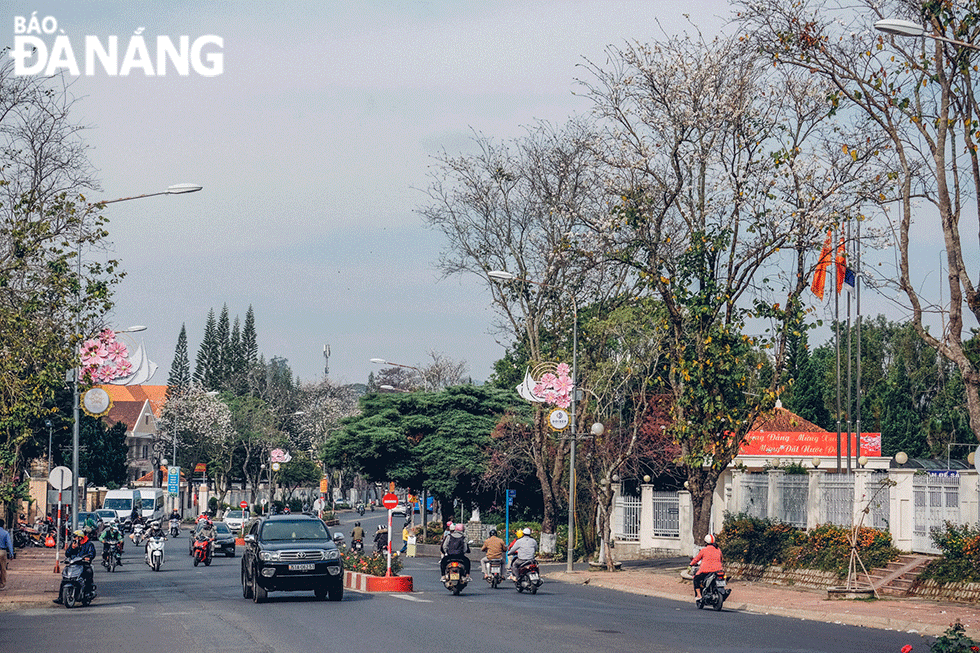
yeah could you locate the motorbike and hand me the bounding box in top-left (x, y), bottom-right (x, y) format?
top-left (129, 522), bottom-right (145, 543)
top-left (350, 538), bottom-right (364, 553)
top-left (695, 570), bottom-right (730, 611)
top-left (169, 518), bottom-right (181, 538)
top-left (332, 533), bottom-right (345, 549)
top-left (514, 559), bottom-right (543, 594)
top-left (442, 558), bottom-right (470, 595)
top-left (145, 535), bottom-right (166, 571)
top-left (101, 541), bottom-right (123, 572)
top-left (59, 556), bottom-right (96, 608)
top-left (485, 558), bottom-right (504, 589)
top-left (356, 504), bottom-right (365, 517)
top-left (192, 536), bottom-right (213, 567)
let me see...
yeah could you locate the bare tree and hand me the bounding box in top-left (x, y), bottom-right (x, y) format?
top-left (578, 31), bottom-right (888, 541)
top-left (419, 119), bottom-right (625, 553)
top-left (735, 0), bottom-right (980, 446)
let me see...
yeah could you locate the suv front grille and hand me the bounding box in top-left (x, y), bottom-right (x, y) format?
top-left (278, 550), bottom-right (324, 562)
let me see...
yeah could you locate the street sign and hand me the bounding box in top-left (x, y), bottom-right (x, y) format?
top-left (548, 408), bottom-right (570, 431)
top-left (239, 500), bottom-right (248, 509)
top-left (168, 466), bottom-right (180, 495)
top-left (48, 466), bottom-right (72, 490)
top-left (507, 489), bottom-right (517, 507)
top-left (382, 493), bottom-right (398, 510)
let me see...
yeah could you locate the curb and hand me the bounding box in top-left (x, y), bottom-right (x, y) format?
top-left (344, 570), bottom-right (413, 592)
top-left (546, 571), bottom-right (976, 639)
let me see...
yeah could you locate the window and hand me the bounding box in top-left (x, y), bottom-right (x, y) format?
top-left (142, 445), bottom-right (148, 458)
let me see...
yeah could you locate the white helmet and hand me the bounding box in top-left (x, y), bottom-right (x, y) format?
top-left (704, 534), bottom-right (716, 545)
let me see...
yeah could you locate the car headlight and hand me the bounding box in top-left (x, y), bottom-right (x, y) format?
top-left (323, 549), bottom-right (340, 560)
top-left (259, 550), bottom-right (280, 562)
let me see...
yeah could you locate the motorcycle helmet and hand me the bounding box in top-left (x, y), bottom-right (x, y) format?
top-left (354, 521), bottom-right (360, 527)
top-left (516, 529), bottom-right (523, 538)
top-left (489, 529), bottom-right (497, 537)
top-left (704, 534), bottom-right (716, 545)
top-left (455, 523), bottom-right (464, 532)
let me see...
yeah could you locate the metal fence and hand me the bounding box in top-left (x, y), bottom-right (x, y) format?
top-left (864, 476), bottom-right (891, 531)
top-left (780, 475), bottom-right (809, 528)
top-left (614, 496), bottom-right (641, 541)
top-left (741, 474), bottom-right (769, 520)
top-left (822, 473), bottom-right (855, 526)
top-left (913, 473), bottom-right (960, 554)
top-left (650, 491), bottom-right (680, 538)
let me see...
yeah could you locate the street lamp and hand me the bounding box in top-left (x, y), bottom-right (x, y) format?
top-left (488, 269), bottom-right (580, 573)
top-left (875, 18), bottom-right (980, 50)
top-left (370, 357), bottom-right (425, 390)
top-left (71, 185), bottom-right (201, 531)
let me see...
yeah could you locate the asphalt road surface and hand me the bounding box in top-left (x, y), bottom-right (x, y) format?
top-left (0, 514), bottom-right (931, 653)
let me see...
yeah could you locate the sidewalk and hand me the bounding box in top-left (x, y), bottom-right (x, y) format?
top-left (0, 548), bottom-right (62, 610)
top-left (545, 559), bottom-right (979, 640)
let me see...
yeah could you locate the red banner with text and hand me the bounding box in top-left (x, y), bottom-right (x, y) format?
top-left (740, 431), bottom-right (881, 458)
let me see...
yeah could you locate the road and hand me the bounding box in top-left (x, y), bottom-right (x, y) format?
top-left (0, 512), bottom-right (931, 653)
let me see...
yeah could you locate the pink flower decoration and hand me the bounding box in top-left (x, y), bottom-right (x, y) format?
top-left (80, 340), bottom-right (108, 366)
top-left (107, 341), bottom-right (128, 361)
top-left (555, 395), bottom-right (571, 409)
top-left (553, 374), bottom-right (573, 395)
top-left (540, 372), bottom-right (557, 387)
top-left (555, 363), bottom-right (571, 377)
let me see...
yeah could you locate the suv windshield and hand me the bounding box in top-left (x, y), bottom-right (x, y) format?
top-left (261, 520), bottom-right (329, 542)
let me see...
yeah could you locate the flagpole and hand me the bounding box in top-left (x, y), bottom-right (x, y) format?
top-left (856, 219), bottom-right (862, 464)
top-left (835, 228), bottom-right (842, 474)
top-left (845, 222), bottom-right (853, 474)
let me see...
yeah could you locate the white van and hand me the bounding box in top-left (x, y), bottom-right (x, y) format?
top-left (102, 488), bottom-right (141, 526)
top-left (137, 488), bottom-right (166, 523)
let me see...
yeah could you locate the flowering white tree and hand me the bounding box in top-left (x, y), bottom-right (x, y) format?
top-left (157, 385), bottom-right (232, 504)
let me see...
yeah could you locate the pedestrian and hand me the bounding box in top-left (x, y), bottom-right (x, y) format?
top-left (0, 518), bottom-right (14, 590)
top-left (400, 521), bottom-right (410, 554)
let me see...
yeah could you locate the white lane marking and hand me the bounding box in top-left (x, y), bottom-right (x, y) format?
top-left (390, 594), bottom-right (433, 603)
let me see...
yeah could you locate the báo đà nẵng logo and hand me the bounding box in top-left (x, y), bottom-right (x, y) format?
top-left (10, 12), bottom-right (223, 77)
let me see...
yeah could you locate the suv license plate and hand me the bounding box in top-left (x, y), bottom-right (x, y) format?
top-left (289, 563), bottom-right (315, 571)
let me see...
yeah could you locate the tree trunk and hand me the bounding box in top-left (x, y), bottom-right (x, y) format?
top-left (689, 468), bottom-right (720, 543)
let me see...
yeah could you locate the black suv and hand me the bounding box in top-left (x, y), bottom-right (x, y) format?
top-left (240, 514), bottom-right (343, 603)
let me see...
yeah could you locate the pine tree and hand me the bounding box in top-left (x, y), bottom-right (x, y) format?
top-left (228, 316), bottom-right (245, 393)
top-left (242, 306), bottom-right (260, 395)
top-left (166, 324), bottom-right (191, 398)
top-left (216, 304), bottom-right (231, 388)
top-left (194, 308), bottom-right (219, 389)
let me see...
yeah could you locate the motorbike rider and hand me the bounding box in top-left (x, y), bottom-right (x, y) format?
top-left (690, 534), bottom-right (724, 599)
top-left (480, 528), bottom-right (506, 579)
top-left (54, 530), bottom-right (95, 604)
top-left (440, 523), bottom-right (471, 580)
top-left (350, 521), bottom-right (365, 549)
top-left (98, 522), bottom-right (125, 566)
top-left (507, 528), bottom-right (538, 580)
top-left (373, 524), bottom-right (388, 554)
top-left (143, 520), bottom-right (166, 553)
top-left (196, 516), bottom-right (217, 553)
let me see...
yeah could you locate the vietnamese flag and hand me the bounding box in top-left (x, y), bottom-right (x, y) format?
top-left (810, 230), bottom-right (833, 299)
top-left (835, 237), bottom-right (847, 294)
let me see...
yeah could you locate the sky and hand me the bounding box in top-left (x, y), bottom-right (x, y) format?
top-left (6, 2), bottom-right (973, 388)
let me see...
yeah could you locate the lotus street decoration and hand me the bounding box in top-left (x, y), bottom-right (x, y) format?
top-left (516, 362), bottom-right (574, 409)
top-left (79, 328), bottom-right (158, 386)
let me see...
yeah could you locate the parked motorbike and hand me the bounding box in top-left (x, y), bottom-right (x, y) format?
top-left (442, 558), bottom-right (469, 595)
top-left (513, 559), bottom-right (543, 594)
top-left (485, 558), bottom-right (504, 589)
top-left (101, 541), bottom-right (123, 572)
top-left (192, 536), bottom-right (213, 567)
top-left (145, 535), bottom-right (166, 571)
top-left (169, 518), bottom-right (181, 538)
top-left (695, 571), bottom-right (730, 611)
top-left (59, 556), bottom-right (96, 608)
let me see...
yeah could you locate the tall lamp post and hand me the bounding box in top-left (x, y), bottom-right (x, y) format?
top-left (488, 269), bottom-right (579, 572)
top-left (71, 184), bottom-right (201, 531)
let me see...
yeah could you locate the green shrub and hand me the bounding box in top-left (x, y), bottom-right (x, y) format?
top-left (928, 620), bottom-right (979, 652)
top-left (720, 514), bottom-right (899, 579)
top-left (341, 550), bottom-right (403, 576)
top-left (919, 522), bottom-right (980, 584)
